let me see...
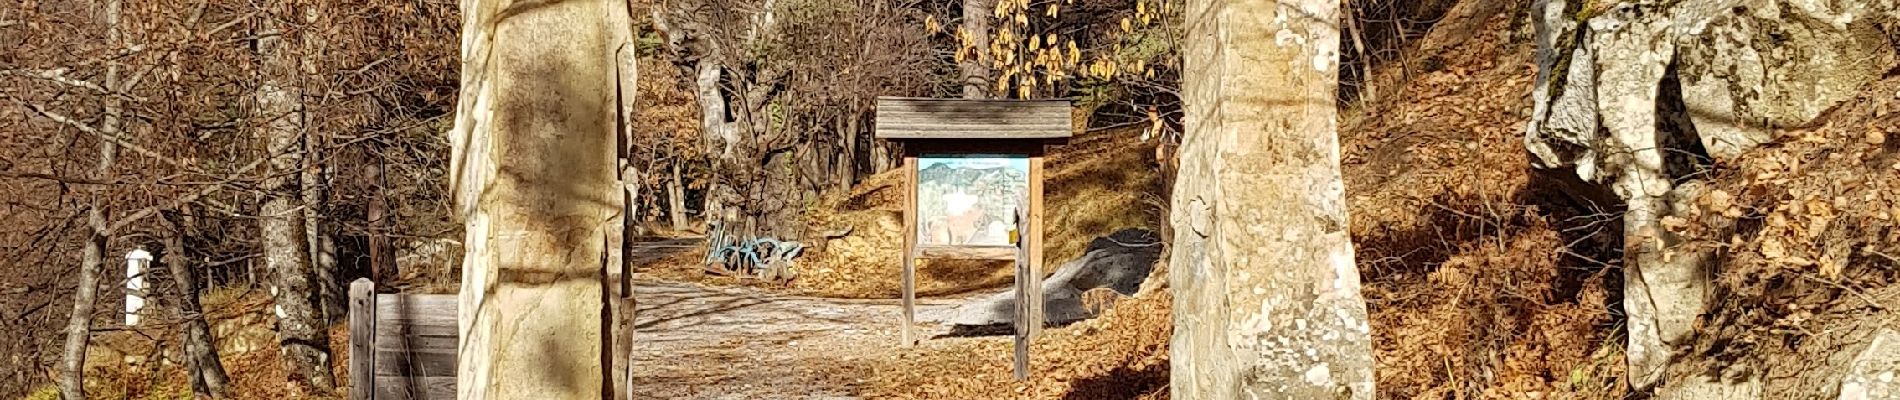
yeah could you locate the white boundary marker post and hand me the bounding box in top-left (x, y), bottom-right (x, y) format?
top-left (125, 248), bottom-right (152, 327)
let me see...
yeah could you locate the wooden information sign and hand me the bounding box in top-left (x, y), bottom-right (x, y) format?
top-left (874, 96), bottom-right (1071, 380)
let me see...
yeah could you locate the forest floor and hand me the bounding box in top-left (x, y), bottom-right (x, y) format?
top-left (628, 237), bottom-right (1006, 399)
top-left (628, 276), bottom-right (973, 399)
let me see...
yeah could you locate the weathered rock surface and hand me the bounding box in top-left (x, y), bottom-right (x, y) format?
top-left (1676, 0), bottom-right (1898, 161)
top-left (1841, 329), bottom-right (1900, 400)
top-left (1525, 0), bottom-right (1899, 392)
top-left (946, 228), bottom-right (1162, 328)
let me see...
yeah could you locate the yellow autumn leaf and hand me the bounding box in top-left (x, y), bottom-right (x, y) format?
top-left (1704, 189), bottom-right (1732, 213)
top-left (1784, 256), bottom-right (1816, 267)
top-left (1805, 197), bottom-right (1833, 217)
top-left (1820, 255), bottom-right (1843, 278)
top-left (1047, 4), bottom-right (1058, 17)
top-left (1121, 17), bottom-right (1132, 33)
top-left (1762, 239), bottom-right (1787, 259)
top-left (1029, 35), bottom-right (1041, 49)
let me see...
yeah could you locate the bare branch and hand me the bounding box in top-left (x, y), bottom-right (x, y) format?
top-left (0, 169), bottom-right (119, 185)
top-left (108, 154), bottom-right (272, 233)
top-left (13, 99), bottom-right (206, 175)
top-left (0, 69), bottom-right (147, 102)
top-left (70, 43), bottom-right (149, 70)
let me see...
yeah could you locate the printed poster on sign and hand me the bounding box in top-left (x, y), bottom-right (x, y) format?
top-left (915, 154), bottom-right (1029, 247)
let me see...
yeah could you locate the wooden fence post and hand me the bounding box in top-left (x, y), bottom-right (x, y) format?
top-left (349, 278), bottom-right (375, 400)
top-left (901, 155), bottom-right (918, 347)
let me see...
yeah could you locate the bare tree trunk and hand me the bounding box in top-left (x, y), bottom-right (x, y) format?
top-left (960, 0), bottom-right (994, 98)
top-left (366, 161), bottom-right (396, 284)
top-left (256, 0), bottom-right (335, 392)
top-left (837, 113), bottom-right (858, 193)
top-left (1170, 0), bottom-right (1374, 398)
top-left (59, 216), bottom-right (106, 400)
top-left (163, 211), bottom-right (231, 397)
top-left (1345, 0), bottom-right (1374, 103)
top-left (300, 2), bottom-right (342, 325)
top-left (449, 0), bottom-right (634, 397)
top-left (58, 0), bottom-right (125, 397)
top-left (668, 160), bottom-right (688, 232)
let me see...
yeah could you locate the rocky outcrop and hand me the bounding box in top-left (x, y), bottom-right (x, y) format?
top-left (1525, 0), bottom-right (1898, 391)
top-left (1842, 329), bottom-right (1900, 400)
top-left (946, 228), bottom-right (1162, 329)
top-left (1677, 1), bottom-right (1898, 161)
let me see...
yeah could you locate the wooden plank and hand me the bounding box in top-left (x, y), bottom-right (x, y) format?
top-left (349, 279), bottom-right (375, 400)
top-left (373, 322), bottom-right (459, 342)
top-left (1027, 155), bottom-right (1046, 337)
top-left (877, 109), bottom-right (1071, 120)
top-left (875, 124), bottom-right (1070, 132)
top-left (918, 245), bottom-right (1018, 260)
top-left (874, 97), bottom-right (1074, 140)
top-left (901, 156), bottom-right (918, 347)
top-left (875, 128), bottom-right (1071, 140)
top-left (374, 294), bottom-right (458, 327)
top-left (902, 140), bottom-right (1057, 155)
top-left (1013, 198), bottom-right (1031, 381)
top-left (876, 116), bottom-right (1070, 127)
top-left (372, 349), bottom-right (458, 377)
top-left (876, 97), bottom-right (1070, 112)
top-left (373, 376), bottom-right (456, 400)
top-left (877, 117), bottom-right (1070, 128)
top-left (372, 334), bottom-right (457, 354)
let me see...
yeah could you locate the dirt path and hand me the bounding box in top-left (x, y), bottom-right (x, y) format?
top-left (625, 239), bottom-right (975, 399)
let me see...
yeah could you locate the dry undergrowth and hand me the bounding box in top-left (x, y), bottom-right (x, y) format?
top-left (1344, 4), bottom-right (1630, 398)
top-left (51, 293), bottom-right (350, 400)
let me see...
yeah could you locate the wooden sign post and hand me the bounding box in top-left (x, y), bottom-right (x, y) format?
top-left (874, 96), bottom-right (1070, 380)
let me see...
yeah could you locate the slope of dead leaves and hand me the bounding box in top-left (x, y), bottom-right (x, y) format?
top-left (54, 293), bottom-right (349, 400)
top-left (1342, 5), bottom-right (1629, 398)
top-left (1669, 73), bottom-right (1900, 398)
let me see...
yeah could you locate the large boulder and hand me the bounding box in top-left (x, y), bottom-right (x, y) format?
top-left (944, 228), bottom-right (1162, 329)
top-left (1676, 0), bottom-right (1898, 161)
